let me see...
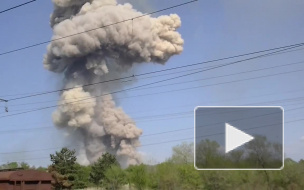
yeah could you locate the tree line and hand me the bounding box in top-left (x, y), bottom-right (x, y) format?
top-left (196, 135), bottom-right (282, 169)
top-left (0, 140), bottom-right (303, 190)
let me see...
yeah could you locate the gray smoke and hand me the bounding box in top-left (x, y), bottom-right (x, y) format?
top-left (44, 0), bottom-right (184, 167)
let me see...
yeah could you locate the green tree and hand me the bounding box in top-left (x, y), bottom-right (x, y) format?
top-left (20, 162), bottom-right (31, 169)
top-left (0, 162), bottom-right (18, 169)
top-left (73, 164), bottom-right (92, 189)
top-left (90, 152), bottom-right (119, 187)
top-left (228, 150), bottom-right (244, 163)
top-left (145, 165), bottom-right (159, 190)
top-left (127, 164), bottom-right (147, 190)
top-left (35, 166), bottom-right (48, 172)
top-left (170, 142), bottom-right (194, 164)
top-left (201, 171), bottom-right (229, 190)
top-left (48, 147), bottom-right (77, 190)
top-left (0, 162), bottom-right (33, 170)
top-left (245, 136), bottom-right (273, 168)
top-left (270, 158), bottom-right (304, 189)
top-left (104, 165), bottom-right (126, 190)
top-left (177, 164), bottom-right (202, 190)
top-left (156, 162), bottom-right (179, 190)
top-left (196, 139), bottom-right (222, 168)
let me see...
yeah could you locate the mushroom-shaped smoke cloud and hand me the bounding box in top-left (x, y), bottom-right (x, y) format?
top-left (44, 0), bottom-right (184, 167)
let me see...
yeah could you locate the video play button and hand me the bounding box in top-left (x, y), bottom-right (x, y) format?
top-left (194, 106), bottom-right (284, 170)
top-left (225, 123), bottom-right (254, 153)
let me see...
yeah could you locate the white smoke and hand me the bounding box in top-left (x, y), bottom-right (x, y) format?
top-left (53, 87), bottom-right (96, 128)
top-left (45, 0), bottom-right (184, 166)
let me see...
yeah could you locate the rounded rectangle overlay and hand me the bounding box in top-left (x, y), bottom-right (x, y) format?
top-left (194, 106), bottom-right (284, 170)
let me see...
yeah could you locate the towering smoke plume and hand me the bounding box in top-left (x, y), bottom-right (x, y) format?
top-left (44, 0), bottom-right (184, 166)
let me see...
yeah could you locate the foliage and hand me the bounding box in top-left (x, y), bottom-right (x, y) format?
top-left (177, 164), bottom-right (202, 190)
top-left (73, 163), bottom-right (92, 189)
top-left (196, 139), bottom-right (223, 168)
top-left (19, 162), bottom-right (31, 169)
top-left (245, 135), bottom-right (282, 168)
top-left (90, 152), bottom-right (119, 186)
top-left (0, 161), bottom-right (38, 170)
top-left (126, 164), bottom-right (147, 190)
top-left (201, 171), bottom-right (229, 190)
top-left (195, 136), bottom-right (283, 169)
top-left (104, 165), bottom-right (126, 190)
top-left (35, 166), bottom-right (48, 172)
top-left (48, 165), bottom-right (73, 190)
top-left (3, 141), bottom-right (304, 190)
top-left (170, 142), bottom-right (194, 164)
top-left (155, 162), bottom-right (179, 190)
top-left (49, 147), bottom-right (77, 190)
top-left (50, 147), bottom-right (77, 174)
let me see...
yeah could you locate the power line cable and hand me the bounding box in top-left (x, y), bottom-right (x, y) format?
top-left (130, 70), bottom-right (302, 92)
top-left (5, 42), bottom-right (304, 101)
top-left (112, 70), bottom-right (304, 103)
top-left (0, 99), bottom-right (303, 134)
top-left (10, 68), bottom-right (297, 111)
top-left (0, 0), bottom-right (197, 57)
top-left (1, 91), bottom-right (304, 134)
top-left (2, 68), bottom-right (304, 115)
top-left (6, 59), bottom-right (304, 108)
top-left (0, 45), bottom-right (301, 118)
top-left (0, 0), bottom-right (37, 14)
top-left (129, 93), bottom-right (304, 117)
top-left (56, 88), bottom-right (304, 115)
top-left (0, 118), bottom-right (285, 158)
top-left (2, 118), bottom-right (302, 163)
top-left (143, 118), bottom-right (304, 147)
top-left (142, 107), bottom-right (295, 138)
top-left (0, 144), bottom-right (81, 155)
top-left (138, 106), bottom-right (285, 123)
top-left (134, 97), bottom-right (304, 123)
top-left (2, 86), bottom-right (303, 128)
top-left (124, 46), bottom-right (304, 82)
top-left (0, 105), bottom-right (278, 132)
top-left (0, 106), bottom-right (300, 155)
top-left (2, 86), bottom-right (304, 120)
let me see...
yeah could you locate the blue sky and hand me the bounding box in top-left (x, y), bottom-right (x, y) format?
top-left (0, 0), bottom-right (304, 167)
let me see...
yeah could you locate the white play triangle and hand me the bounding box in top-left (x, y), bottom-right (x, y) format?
top-left (225, 123), bottom-right (254, 153)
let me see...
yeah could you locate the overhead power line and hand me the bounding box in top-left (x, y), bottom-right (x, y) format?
top-left (0, 0), bottom-right (37, 14)
top-left (5, 59), bottom-right (304, 108)
top-left (10, 59), bottom-right (304, 107)
top-left (142, 119), bottom-right (287, 147)
top-left (1, 73), bottom-right (304, 118)
top-left (5, 42), bottom-right (304, 101)
top-left (3, 84), bottom-right (304, 117)
top-left (0, 144), bottom-right (81, 155)
top-left (0, 115), bottom-right (287, 155)
top-left (1, 118), bottom-right (302, 163)
top-left (143, 107), bottom-right (294, 137)
top-left (0, 98), bottom-right (8, 113)
top-left (0, 98), bottom-right (303, 134)
top-left (0, 44), bottom-right (302, 118)
top-left (0, 98), bottom-right (8, 102)
top-left (0, 0), bottom-right (197, 57)
top-left (12, 69), bottom-right (301, 109)
top-left (131, 70), bottom-right (301, 92)
top-left (113, 70), bottom-right (304, 103)
top-left (142, 118), bottom-right (302, 147)
top-left (1, 86), bottom-right (304, 131)
top-left (4, 68), bottom-right (300, 114)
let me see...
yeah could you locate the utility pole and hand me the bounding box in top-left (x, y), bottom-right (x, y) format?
top-left (0, 98), bottom-right (8, 112)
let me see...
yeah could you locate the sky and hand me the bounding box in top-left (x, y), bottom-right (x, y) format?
top-left (0, 0), bottom-right (304, 167)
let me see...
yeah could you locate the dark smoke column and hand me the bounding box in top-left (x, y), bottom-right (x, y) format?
top-left (44, 0), bottom-right (184, 167)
